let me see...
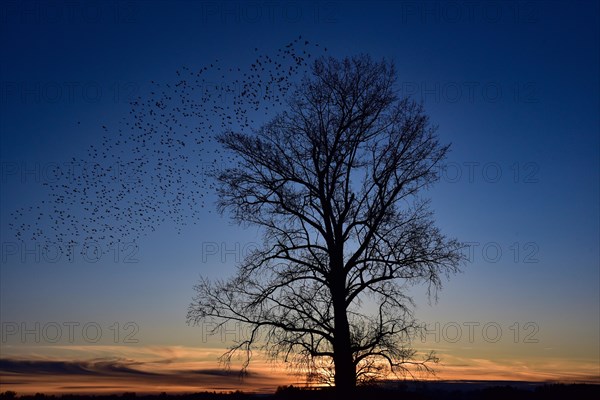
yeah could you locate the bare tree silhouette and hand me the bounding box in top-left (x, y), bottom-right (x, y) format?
top-left (187, 55), bottom-right (464, 394)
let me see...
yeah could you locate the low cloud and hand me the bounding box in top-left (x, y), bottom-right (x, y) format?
top-left (0, 356), bottom-right (293, 394)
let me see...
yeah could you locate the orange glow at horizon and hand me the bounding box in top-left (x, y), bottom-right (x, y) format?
top-left (1, 345), bottom-right (598, 394)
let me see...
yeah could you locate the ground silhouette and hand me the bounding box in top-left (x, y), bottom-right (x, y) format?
top-left (2, 383), bottom-right (599, 400)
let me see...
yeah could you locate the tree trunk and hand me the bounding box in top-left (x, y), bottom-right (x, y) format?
top-left (331, 259), bottom-right (356, 395)
top-left (333, 307), bottom-right (357, 394)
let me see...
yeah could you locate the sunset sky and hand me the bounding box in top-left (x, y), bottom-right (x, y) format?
top-left (1, 0), bottom-right (599, 394)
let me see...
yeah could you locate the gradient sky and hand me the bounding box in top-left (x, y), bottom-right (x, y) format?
top-left (1, 0), bottom-right (599, 394)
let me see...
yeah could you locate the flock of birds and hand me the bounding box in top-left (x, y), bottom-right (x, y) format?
top-left (10, 36), bottom-right (326, 255)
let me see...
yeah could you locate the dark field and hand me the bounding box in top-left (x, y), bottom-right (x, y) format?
top-left (2, 382), bottom-right (599, 400)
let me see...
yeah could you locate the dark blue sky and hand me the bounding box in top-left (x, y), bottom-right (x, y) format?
top-left (1, 0), bottom-right (599, 391)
